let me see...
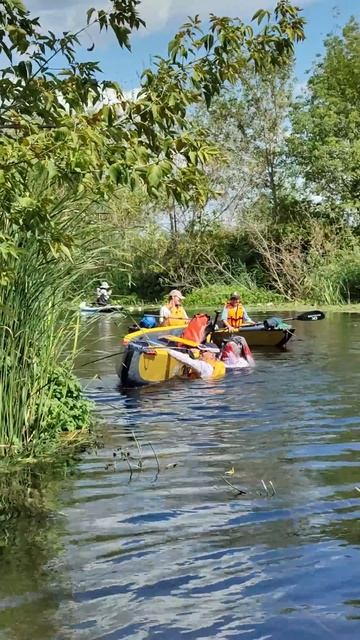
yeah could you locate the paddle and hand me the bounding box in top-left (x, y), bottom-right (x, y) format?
top-left (283, 310), bottom-right (325, 322)
top-left (159, 335), bottom-right (199, 348)
top-left (247, 309), bottom-right (325, 327)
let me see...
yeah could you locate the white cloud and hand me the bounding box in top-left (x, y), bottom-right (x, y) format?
top-left (139, 0), bottom-right (276, 32)
top-left (26, 0), bottom-right (111, 32)
top-left (26, 0), bottom-right (317, 34)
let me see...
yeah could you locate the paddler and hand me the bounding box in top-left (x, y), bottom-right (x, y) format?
top-left (159, 289), bottom-right (189, 326)
top-left (221, 291), bottom-right (255, 332)
top-left (166, 343), bottom-right (226, 380)
top-left (96, 280), bottom-right (112, 306)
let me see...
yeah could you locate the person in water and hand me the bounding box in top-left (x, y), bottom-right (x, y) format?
top-left (167, 343), bottom-right (225, 379)
top-left (221, 291), bottom-right (255, 332)
top-left (220, 338), bottom-right (256, 369)
top-left (96, 281), bottom-right (112, 306)
top-left (159, 289), bottom-right (189, 326)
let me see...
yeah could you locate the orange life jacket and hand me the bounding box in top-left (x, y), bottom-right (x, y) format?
top-left (225, 302), bottom-right (244, 328)
top-left (181, 314), bottom-right (210, 343)
top-left (163, 304), bottom-right (188, 326)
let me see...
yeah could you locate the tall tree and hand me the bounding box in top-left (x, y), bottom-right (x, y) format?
top-left (194, 61), bottom-right (294, 226)
top-left (289, 18), bottom-right (360, 225)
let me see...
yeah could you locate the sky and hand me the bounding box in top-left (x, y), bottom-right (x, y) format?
top-left (26, 0), bottom-right (360, 91)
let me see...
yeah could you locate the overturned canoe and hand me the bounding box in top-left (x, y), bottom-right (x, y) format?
top-left (120, 315), bottom-right (211, 386)
top-left (119, 339), bottom-right (185, 387)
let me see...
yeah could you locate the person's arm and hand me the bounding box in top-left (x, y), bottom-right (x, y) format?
top-left (167, 349), bottom-right (213, 379)
top-left (221, 306), bottom-right (233, 332)
top-left (243, 307), bottom-right (255, 324)
top-left (159, 305), bottom-right (170, 325)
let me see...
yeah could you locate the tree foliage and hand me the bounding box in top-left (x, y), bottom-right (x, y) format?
top-left (198, 61), bottom-right (294, 224)
top-left (0, 0), bottom-right (305, 283)
top-left (289, 18), bottom-right (360, 224)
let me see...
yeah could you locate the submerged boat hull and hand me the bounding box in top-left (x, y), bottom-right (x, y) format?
top-left (119, 340), bottom-right (184, 387)
top-left (212, 324), bottom-right (293, 348)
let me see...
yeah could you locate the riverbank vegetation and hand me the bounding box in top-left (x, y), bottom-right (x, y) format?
top-left (0, 0), bottom-right (305, 458)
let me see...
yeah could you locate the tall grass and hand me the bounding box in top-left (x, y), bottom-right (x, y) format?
top-left (308, 248), bottom-right (360, 304)
top-left (0, 240), bottom-right (93, 457)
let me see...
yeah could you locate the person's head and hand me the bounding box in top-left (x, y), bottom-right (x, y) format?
top-left (101, 281), bottom-right (110, 289)
top-left (229, 291), bottom-right (241, 306)
top-left (198, 342), bottom-right (220, 362)
top-left (169, 289), bottom-right (185, 306)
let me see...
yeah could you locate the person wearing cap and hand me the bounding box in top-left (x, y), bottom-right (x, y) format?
top-left (96, 280), bottom-right (112, 306)
top-left (166, 343), bottom-right (226, 379)
top-left (159, 289), bottom-right (189, 327)
top-left (221, 291), bottom-right (255, 332)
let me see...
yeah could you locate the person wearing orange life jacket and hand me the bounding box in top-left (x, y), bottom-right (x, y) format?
top-left (159, 289), bottom-right (189, 327)
top-left (166, 343), bottom-right (226, 380)
top-left (221, 291), bottom-right (255, 332)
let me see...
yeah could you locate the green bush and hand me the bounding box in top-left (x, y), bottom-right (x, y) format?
top-left (185, 282), bottom-right (286, 307)
top-left (39, 365), bottom-right (93, 437)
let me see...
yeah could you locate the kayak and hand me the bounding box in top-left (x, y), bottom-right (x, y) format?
top-left (80, 302), bottom-right (123, 314)
top-left (212, 323), bottom-right (294, 348)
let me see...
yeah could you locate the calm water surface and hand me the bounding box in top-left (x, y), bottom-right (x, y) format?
top-left (1, 312), bottom-right (360, 640)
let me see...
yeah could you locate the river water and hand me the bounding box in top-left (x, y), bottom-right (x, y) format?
top-left (1, 311), bottom-right (360, 640)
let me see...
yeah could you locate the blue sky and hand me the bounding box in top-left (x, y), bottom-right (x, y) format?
top-left (27, 0), bottom-right (360, 91)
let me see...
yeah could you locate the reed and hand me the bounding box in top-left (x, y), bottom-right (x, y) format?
top-left (0, 239), bottom-right (93, 457)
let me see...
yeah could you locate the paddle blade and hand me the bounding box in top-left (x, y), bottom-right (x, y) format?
top-left (296, 310), bottom-right (325, 321)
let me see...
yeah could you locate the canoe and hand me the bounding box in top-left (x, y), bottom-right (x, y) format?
top-left (80, 302), bottom-right (123, 314)
top-left (119, 338), bottom-right (185, 387)
top-left (212, 323), bottom-right (294, 348)
top-left (120, 316), bottom-right (214, 387)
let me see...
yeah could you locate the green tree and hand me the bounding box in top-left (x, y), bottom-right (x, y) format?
top-left (289, 18), bottom-right (360, 225)
top-left (203, 62), bottom-right (294, 224)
